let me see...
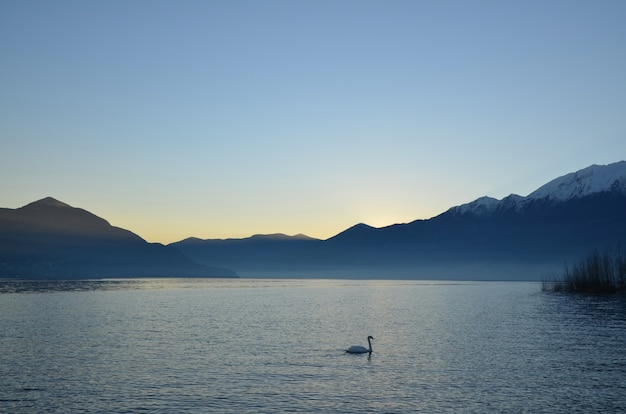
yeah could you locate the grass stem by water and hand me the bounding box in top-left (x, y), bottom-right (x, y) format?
top-left (543, 248), bottom-right (626, 293)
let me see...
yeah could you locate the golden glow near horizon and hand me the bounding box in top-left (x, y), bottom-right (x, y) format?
top-left (108, 206), bottom-right (443, 244)
top-left (76, 177), bottom-right (458, 243)
top-left (92, 191), bottom-right (452, 243)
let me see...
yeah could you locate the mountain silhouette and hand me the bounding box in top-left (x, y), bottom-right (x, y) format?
top-left (173, 161), bottom-right (626, 280)
top-left (3, 162), bottom-right (625, 280)
top-left (0, 197), bottom-right (236, 279)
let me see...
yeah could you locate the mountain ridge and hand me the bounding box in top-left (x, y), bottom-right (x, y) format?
top-left (446, 161), bottom-right (626, 217)
top-left (173, 161), bottom-right (626, 279)
top-left (3, 161), bottom-right (625, 280)
top-left (528, 161), bottom-right (626, 201)
top-left (0, 197), bottom-right (236, 279)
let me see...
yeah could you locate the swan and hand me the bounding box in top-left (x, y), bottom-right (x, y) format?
top-left (346, 336), bottom-right (374, 354)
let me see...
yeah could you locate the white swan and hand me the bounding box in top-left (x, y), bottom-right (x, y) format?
top-left (346, 336), bottom-right (374, 354)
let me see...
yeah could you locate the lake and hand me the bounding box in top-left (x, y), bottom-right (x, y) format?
top-left (1, 278), bottom-right (625, 413)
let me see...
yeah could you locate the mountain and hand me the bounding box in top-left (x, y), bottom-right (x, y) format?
top-left (173, 233), bottom-right (322, 277)
top-left (5, 162), bottom-right (624, 280)
top-left (0, 197), bottom-right (236, 279)
top-left (528, 161), bottom-right (626, 201)
top-left (173, 161), bottom-right (626, 280)
top-left (447, 161), bottom-right (626, 215)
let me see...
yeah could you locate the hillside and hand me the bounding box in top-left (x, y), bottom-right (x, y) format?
top-left (0, 197), bottom-right (236, 279)
top-left (173, 161), bottom-right (626, 280)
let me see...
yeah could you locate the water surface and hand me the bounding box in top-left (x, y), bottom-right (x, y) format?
top-left (1, 279), bottom-right (625, 413)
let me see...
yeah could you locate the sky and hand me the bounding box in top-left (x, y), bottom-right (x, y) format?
top-left (1, 0), bottom-right (625, 243)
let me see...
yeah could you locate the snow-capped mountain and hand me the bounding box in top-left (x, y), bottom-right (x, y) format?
top-left (450, 161), bottom-right (626, 216)
top-left (527, 161), bottom-right (626, 201)
top-left (451, 196), bottom-right (500, 216)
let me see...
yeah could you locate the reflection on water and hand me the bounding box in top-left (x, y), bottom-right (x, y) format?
top-left (0, 278), bottom-right (230, 294)
top-left (0, 278), bottom-right (472, 294)
top-left (1, 279), bottom-right (625, 413)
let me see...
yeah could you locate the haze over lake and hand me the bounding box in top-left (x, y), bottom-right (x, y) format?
top-left (2, 278), bottom-right (625, 413)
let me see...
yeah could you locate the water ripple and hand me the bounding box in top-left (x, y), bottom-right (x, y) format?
top-left (1, 279), bottom-right (625, 412)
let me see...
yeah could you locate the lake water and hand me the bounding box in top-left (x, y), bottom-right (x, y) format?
top-left (1, 278), bottom-right (625, 413)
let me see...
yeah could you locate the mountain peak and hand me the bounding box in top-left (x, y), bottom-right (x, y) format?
top-left (451, 196), bottom-right (500, 216)
top-left (444, 161), bottom-right (626, 218)
top-left (528, 161), bottom-right (626, 202)
top-left (326, 222), bottom-right (377, 242)
top-left (24, 197), bottom-right (72, 209)
top-left (249, 233), bottom-right (316, 241)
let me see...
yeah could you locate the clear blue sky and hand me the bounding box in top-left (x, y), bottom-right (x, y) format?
top-left (1, 0), bottom-right (625, 243)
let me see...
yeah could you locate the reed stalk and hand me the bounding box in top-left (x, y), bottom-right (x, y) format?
top-left (542, 247), bottom-right (626, 293)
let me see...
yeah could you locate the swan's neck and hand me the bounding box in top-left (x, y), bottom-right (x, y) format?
top-left (367, 337), bottom-right (372, 352)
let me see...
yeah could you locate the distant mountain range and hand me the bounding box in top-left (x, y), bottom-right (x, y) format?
top-left (2, 161), bottom-right (625, 280)
top-left (0, 197), bottom-right (236, 279)
top-left (172, 161), bottom-right (626, 280)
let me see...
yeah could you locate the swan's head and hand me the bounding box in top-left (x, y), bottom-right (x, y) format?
top-left (368, 336), bottom-right (374, 340)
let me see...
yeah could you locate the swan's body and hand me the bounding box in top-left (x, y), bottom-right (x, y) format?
top-left (346, 336), bottom-right (374, 354)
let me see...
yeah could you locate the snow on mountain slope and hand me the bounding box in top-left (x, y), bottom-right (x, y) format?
top-left (447, 161), bottom-right (626, 216)
top-left (451, 196), bottom-right (500, 215)
top-left (528, 161), bottom-right (626, 201)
